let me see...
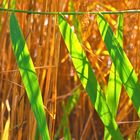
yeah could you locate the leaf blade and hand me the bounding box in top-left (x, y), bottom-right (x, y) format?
top-left (10, 13), bottom-right (50, 140)
top-left (104, 14), bottom-right (123, 140)
top-left (97, 13), bottom-right (140, 117)
top-left (58, 14), bottom-right (123, 140)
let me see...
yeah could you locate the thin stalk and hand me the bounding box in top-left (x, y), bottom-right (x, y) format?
top-left (1, 8), bottom-right (140, 15)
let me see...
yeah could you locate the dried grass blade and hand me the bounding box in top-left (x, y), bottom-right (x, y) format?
top-left (2, 115), bottom-right (10, 140)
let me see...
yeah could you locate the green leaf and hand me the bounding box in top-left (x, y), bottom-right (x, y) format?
top-left (55, 3), bottom-right (81, 139)
top-left (58, 14), bottom-right (123, 140)
top-left (97, 14), bottom-right (140, 117)
top-left (10, 0), bottom-right (16, 9)
top-left (104, 14), bottom-right (123, 140)
top-left (0, 0), bottom-right (7, 32)
top-left (62, 102), bottom-right (72, 140)
top-left (2, 0), bottom-right (8, 9)
top-left (54, 87), bottom-right (80, 139)
top-left (136, 125), bottom-right (140, 140)
top-left (10, 13), bottom-right (50, 140)
top-left (68, 0), bottom-right (82, 42)
top-left (34, 126), bottom-right (40, 140)
top-left (64, 127), bottom-right (71, 140)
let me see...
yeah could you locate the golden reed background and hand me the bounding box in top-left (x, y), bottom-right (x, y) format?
top-left (0, 0), bottom-right (140, 139)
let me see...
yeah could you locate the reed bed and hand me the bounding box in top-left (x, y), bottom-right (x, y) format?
top-left (0, 0), bottom-right (140, 140)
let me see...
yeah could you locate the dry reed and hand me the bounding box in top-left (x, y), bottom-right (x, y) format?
top-left (0, 0), bottom-right (140, 139)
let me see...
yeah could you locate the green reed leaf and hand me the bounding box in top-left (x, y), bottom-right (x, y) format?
top-left (97, 14), bottom-right (140, 117)
top-left (54, 87), bottom-right (80, 139)
top-left (68, 0), bottom-right (82, 42)
top-left (55, 2), bottom-right (81, 138)
top-left (10, 13), bottom-right (50, 140)
top-left (62, 102), bottom-right (72, 140)
top-left (136, 125), bottom-right (140, 140)
top-left (104, 14), bottom-right (123, 140)
top-left (10, 0), bottom-right (16, 9)
top-left (2, 0), bottom-right (8, 9)
top-left (58, 14), bottom-right (123, 140)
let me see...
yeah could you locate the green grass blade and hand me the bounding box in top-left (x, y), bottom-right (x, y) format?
top-left (64, 127), bottom-right (71, 140)
top-left (104, 14), bottom-right (123, 140)
top-left (0, 0), bottom-right (8, 32)
top-left (97, 14), bottom-right (140, 117)
top-left (54, 87), bottom-right (80, 139)
top-left (55, 2), bottom-right (81, 139)
top-left (34, 126), bottom-right (40, 140)
top-left (107, 13), bottom-right (123, 118)
top-left (2, 0), bottom-right (8, 9)
top-left (10, 13), bottom-right (50, 140)
top-left (68, 0), bottom-right (82, 42)
top-left (136, 125), bottom-right (140, 140)
top-left (58, 14), bottom-right (123, 140)
top-left (10, 0), bottom-right (16, 9)
top-left (62, 102), bottom-right (72, 140)
top-left (116, 14), bottom-right (123, 48)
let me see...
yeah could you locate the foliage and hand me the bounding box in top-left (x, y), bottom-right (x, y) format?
top-left (0, 1), bottom-right (140, 139)
top-left (104, 14), bottom-right (123, 140)
top-left (97, 14), bottom-right (140, 117)
top-left (58, 14), bottom-right (123, 140)
top-left (10, 13), bottom-right (50, 140)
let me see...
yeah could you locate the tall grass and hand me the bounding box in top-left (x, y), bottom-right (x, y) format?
top-left (97, 14), bottom-right (140, 117)
top-left (104, 14), bottom-right (123, 140)
top-left (58, 14), bottom-right (123, 140)
top-left (10, 13), bottom-right (50, 140)
top-left (54, 86), bottom-right (81, 139)
top-left (1, 0), bottom-right (140, 139)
